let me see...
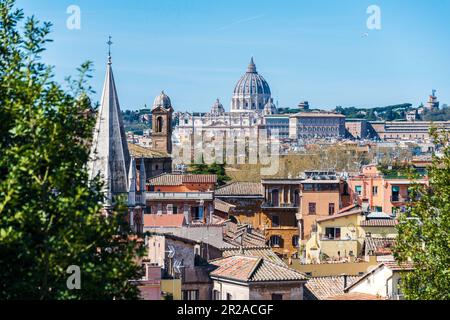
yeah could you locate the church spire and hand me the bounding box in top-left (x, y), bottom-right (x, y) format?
top-left (88, 41), bottom-right (131, 205)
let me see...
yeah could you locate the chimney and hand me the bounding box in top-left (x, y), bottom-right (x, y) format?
top-left (343, 274), bottom-right (348, 290)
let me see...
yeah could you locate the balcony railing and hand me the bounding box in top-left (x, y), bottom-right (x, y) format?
top-left (145, 192), bottom-right (214, 201)
top-left (391, 196), bottom-right (410, 203)
top-left (261, 202), bottom-right (299, 209)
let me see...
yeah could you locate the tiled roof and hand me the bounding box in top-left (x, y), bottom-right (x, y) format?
top-left (383, 261), bottom-right (414, 271)
top-left (304, 276), bottom-right (361, 300)
top-left (215, 182), bottom-right (264, 197)
top-left (222, 247), bottom-right (285, 266)
top-left (366, 212), bottom-right (392, 219)
top-left (144, 214), bottom-right (186, 227)
top-left (361, 219), bottom-right (398, 227)
top-left (147, 173), bottom-right (217, 186)
top-left (128, 143), bottom-right (169, 158)
top-left (364, 237), bottom-right (396, 255)
top-left (345, 261), bottom-right (413, 292)
top-left (327, 293), bottom-right (385, 300)
top-left (210, 256), bottom-right (307, 283)
top-left (223, 223), bottom-right (267, 247)
top-left (183, 174), bottom-right (217, 184)
top-left (316, 209), bottom-right (363, 222)
top-left (214, 199), bottom-right (236, 214)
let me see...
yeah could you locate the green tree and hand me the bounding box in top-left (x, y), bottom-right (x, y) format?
top-left (189, 157), bottom-right (231, 186)
top-left (0, 0), bottom-right (143, 300)
top-left (394, 128), bottom-right (450, 300)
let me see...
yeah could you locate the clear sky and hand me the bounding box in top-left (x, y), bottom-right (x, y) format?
top-left (16, 0), bottom-right (450, 112)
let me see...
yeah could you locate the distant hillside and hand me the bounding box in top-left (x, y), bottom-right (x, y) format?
top-left (334, 103), bottom-right (413, 121)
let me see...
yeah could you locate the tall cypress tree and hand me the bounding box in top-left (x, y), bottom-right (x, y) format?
top-left (0, 0), bottom-right (143, 300)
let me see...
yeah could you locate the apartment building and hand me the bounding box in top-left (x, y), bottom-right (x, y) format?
top-left (144, 173), bottom-right (217, 227)
top-left (261, 178), bottom-right (302, 257)
top-left (347, 164), bottom-right (428, 215)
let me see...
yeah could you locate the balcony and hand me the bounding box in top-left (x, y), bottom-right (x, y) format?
top-left (261, 202), bottom-right (299, 209)
top-left (391, 195), bottom-right (410, 203)
top-left (145, 192), bottom-right (213, 201)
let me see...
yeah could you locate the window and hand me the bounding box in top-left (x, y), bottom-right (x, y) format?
top-left (271, 294), bottom-right (283, 300)
top-left (308, 202), bottom-right (316, 215)
top-left (270, 235), bottom-right (282, 248)
top-left (173, 206), bottom-right (178, 214)
top-left (324, 227), bottom-right (341, 240)
top-left (271, 189), bottom-right (279, 207)
top-left (191, 207), bottom-right (203, 221)
top-left (182, 290), bottom-right (199, 300)
top-left (292, 235), bottom-right (300, 248)
top-left (272, 215), bottom-right (280, 227)
top-left (392, 186), bottom-right (400, 201)
top-left (372, 186), bottom-right (378, 196)
top-left (355, 185), bottom-right (362, 196)
top-left (328, 203), bottom-right (335, 215)
top-left (212, 290), bottom-right (221, 300)
top-left (294, 190), bottom-right (300, 207)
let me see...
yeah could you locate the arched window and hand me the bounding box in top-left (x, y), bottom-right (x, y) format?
top-left (156, 116), bottom-right (163, 133)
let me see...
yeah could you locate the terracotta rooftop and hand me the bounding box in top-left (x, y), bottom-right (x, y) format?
top-left (222, 247), bottom-right (285, 266)
top-left (215, 182), bottom-right (264, 197)
top-left (345, 261), bottom-right (414, 292)
top-left (210, 255), bottom-right (308, 283)
top-left (383, 261), bottom-right (414, 271)
top-left (326, 293), bottom-right (385, 300)
top-left (361, 219), bottom-right (398, 227)
top-left (214, 199), bottom-right (236, 214)
top-left (364, 237), bottom-right (396, 255)
top-left (223, 223), bottom-right (267, 248)
top-left (144, 214), bottom-right (186, 228)
top-left (128, 143), bottom-right (170, 158)
top-left (304, 276), bottom-right (361, 300)
top-left (147, 173), bottom-right (217, 186)
top-left (316, 209), bottom-right (363, 222)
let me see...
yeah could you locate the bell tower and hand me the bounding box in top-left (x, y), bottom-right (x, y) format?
top-left (151, 91), bottom-right (173, 154)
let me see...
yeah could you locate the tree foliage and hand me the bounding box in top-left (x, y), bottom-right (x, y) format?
top-left (190, 157), bottom-right (231, 186)
top-left (394, 128), bottom-right (450, 300)
top-left (0, 0), bottom-right (143, 300)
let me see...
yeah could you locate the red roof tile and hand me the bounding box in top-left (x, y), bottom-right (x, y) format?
top-left (361, 219), bottom-right (398, 227)
top-left (144, 214), bottom-right (186, 227)
top-left (317, 209), bottom-right (363, 222)
top-left (327, 293), bottom-right (385, 300)
top-left (210, 255), bottom-right (307, 282)
top-left (147, 173), bottom-right (217, 186)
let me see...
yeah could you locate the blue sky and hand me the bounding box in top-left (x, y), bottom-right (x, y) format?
top-left (16, 0), bottom-right (450, 112)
